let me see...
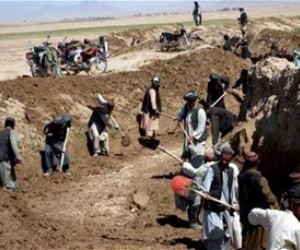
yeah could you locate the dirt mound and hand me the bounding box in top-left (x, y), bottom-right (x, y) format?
top-left (236, 57), bottom-right (299, 195)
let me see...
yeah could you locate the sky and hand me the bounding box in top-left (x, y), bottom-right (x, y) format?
top-left (0, 0), bottom-right (299, 23)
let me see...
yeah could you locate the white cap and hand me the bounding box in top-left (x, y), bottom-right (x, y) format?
top-left (97, 93), bottom-right (107, 106)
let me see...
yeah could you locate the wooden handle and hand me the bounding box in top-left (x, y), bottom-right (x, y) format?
top-left (59, 127), bottom-right (70, 172)
top-left (178, 122), bottom-right (195, 146)
top-left (111, 115), bottom-right (125, 137)
top-left (210, 92), bottom-right (227, 108)
top-left (160, 113), bottom-right (176, 120)
top-left (158, 146), bottom-right (183, 164)
top-left (190, 188), bottom-right (235, 209)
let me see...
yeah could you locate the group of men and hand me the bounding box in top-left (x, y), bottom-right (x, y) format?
top-left (141, 69), bottom-right (300, 250)
top-left (169, 94), bottom-right (300, 250)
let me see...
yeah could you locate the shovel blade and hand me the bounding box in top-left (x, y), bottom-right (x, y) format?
top-left (121, 133), bottom-right (131, 147)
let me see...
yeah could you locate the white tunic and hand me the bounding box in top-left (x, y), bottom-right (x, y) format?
top-left (249, 208), bottom-right (300, 250)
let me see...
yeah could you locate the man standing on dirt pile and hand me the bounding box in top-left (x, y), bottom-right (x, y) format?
top-left (248, 184), bottom-right (300, 249)
top-left (0, 117), bottom-right (22, 190)
top-left (193, 1), bottom-right (202, 26)
top-left (232, 69), bottom-right (253, 122)
top-left (238, 8), bottom-right (248, 38)
top-left (140, 76), bottom-right (162, 139)
top-left (177, 91), bottom-right (207, 161)
top-left (207, 73), bottom-right (230, 109)
top-left (88, 95), bottom-right (118, 157)
top-left (199, 146), bottom-right (239, 250)
top-left (43, 113), bottom-right (72, 176)
top-left (238, 151), bottom-right (279, 250)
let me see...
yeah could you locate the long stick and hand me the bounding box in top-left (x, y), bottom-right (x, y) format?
top-left (229, 88), bottom-right (245, 97)
top-left (190, 188), bottom-right (235, 209)
top-left (59, 127), bottom-right (70, 172)
top-left (110, 115), bottom-right (125, 137)
top-left (178, 122), bottom-right (195, 146)
top-left (158, 146), bottom-right (183, 164)
top-left (160, 113), bottom-right (176, 120)
top-left (210, 92), bottom-right (228, 108)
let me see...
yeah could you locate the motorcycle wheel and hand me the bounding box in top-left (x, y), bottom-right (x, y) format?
top-left (179, 37), bottom-right (193, 50)
top-left (30, 62), bottom-right (43, 77)
top-left (89, 59), bottom-right (107, 76)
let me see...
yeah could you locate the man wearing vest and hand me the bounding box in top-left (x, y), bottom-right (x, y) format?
top-left (238, 151), bottom-right (279, 250)
top-left (0, 117), bottom-right (22, 190)
top-left (89, 95), bottom-right (118, 157)
top-left (199, 146), bottom-right (239, 250)
top-left (140, 76), bottom-right (162, 139)
top-left (177, 91), bottom-right (207, 161)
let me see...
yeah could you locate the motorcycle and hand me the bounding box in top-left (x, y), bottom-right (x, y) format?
top-left (58, 40), bottom-right (107, 76)
top-left (159, 25), bottom-right (193, 51)
top-left (25, 42), bottom-right (62, 78)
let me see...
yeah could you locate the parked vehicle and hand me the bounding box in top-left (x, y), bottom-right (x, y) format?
top-left (58, 39), bottom-right (107, 75)
top-left (159, 25), bottom-right (193, 51)
top-left (25, 42), bottom-right (62, 77)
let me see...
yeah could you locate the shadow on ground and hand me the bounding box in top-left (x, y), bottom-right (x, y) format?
top-left (157, 214), bottom-right (189, 229)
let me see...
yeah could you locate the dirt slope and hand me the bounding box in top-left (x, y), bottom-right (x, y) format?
top-left (0, 16), bottom-right (299, 250)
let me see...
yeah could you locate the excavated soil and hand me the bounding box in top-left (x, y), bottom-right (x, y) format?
top-left (0, 16), bottom-right (299, 250)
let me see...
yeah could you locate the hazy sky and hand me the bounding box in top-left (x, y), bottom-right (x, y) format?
top-left (0, 0), bottom-right (298, 23)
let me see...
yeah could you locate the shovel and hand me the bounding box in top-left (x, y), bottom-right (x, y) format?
top-left (111, 115), bottom-right (131, 147)
top-left (189, 187), bottom-right (235, 210)
top-left (138, 137), bottom-right (183, 164)
top-left (58, 127), bottom-right (70, 172)
top-left (210, 92), bottom-right (228, 108)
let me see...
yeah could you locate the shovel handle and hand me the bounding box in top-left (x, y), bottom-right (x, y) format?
top-left (110, 115), bottom-right (125, 137)
top-left (158, 146), bottom-right (183, 164)
top-left (190, 188), bottom-right (235, 209)
top-left (59, 127), bottom-right (70, 172)
top-left (160, 113), bottom-right (176, 120)
top-left (210, 92), bottom-right (227, 108)
top-left (178, 123), bottom-right (195, 146)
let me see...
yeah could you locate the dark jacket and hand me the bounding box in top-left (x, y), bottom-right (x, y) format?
top-left (232, 75), bottom-right (251, 95)
top-left (209, 107), bottom-right (236, 133)
top-left (44, 114), bottom-right (72, 144)
top-left (240, 11), bottom-right (248, 25)
top-left (238, 168), bottom-right (278, 226)
top-left (0, 128), bottom-right (13, 162)
top-left (88, 107), bottom-right (107, 133)
top-left (207, 76), bottom-right (229, 108)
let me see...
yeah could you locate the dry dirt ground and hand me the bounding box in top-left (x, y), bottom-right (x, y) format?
top-left (0, 12), bottom-right (300, 250)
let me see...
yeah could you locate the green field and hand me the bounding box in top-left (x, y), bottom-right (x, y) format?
top-left (293, 27), bottom-right (300, 34)
top-left (0, 18), bottom-right (235, 40)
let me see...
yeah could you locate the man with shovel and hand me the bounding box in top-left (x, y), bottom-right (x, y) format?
top-left (177, 91), bottom-right (207, 161)
top-left (207, 74), bottom-right (230, 109)
top-left (199, 146), bottom-right (239, 250)
top-left (43, 112), bottom-right (72, 176)
top-left (88, 95), bottom-right (120, 157)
